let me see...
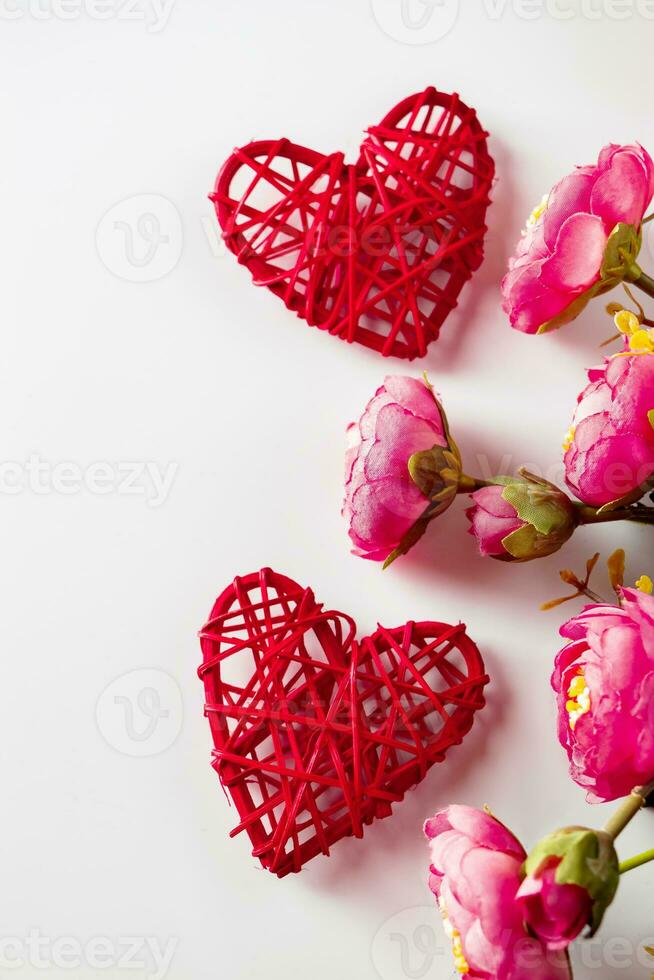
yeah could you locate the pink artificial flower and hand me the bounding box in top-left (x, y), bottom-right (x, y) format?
top-left (564, 351), bottom-right (654, 507)
top-left (466, 485), bottom-right (525, 558)
top-left (552, 587), bottom-right (654, 802)
top-left (516, 857), bottom-right (592, 951)
top-left (502, 144), bottom-right (654, 334)
top-left (425, 805), bottom-right (571, 978)
top-left (343, 375), bottom-right (454, 562)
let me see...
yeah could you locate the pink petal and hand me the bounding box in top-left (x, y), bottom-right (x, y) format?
top-left (540, 213), bottom-right (606, 291)
top-left (543, 170), bottom-right (594, 249)
top-left (590, 147), bottom-right (652, 229)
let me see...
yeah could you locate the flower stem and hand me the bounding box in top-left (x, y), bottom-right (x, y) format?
top-left (457, 474), bottom-right (492, 493)
top-left (577, 586), bottom-right (606, 604)
top-left (619, 848), bottom-right (654, 875)
top-left (603, 780), bottom-right (654, 841)
top-left (625, 263), bottom-right (654, 299)
top-left (576, 505), bottom-right (654, 526)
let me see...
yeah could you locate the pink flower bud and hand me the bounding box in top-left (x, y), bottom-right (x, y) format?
top-left (517, 859), bottom-right (593, 950)
top-left (466, 479), bottom-right (577, 562)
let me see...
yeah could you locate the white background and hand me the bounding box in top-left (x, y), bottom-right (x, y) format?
top-left (4, 2), bottom-right (654, 977)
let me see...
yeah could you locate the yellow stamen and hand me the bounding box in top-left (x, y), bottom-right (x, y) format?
top-left (636, 574), bottom-right (654, 595)
top-left (614, 309), bottom-right (641, 335)
top-left (566, 668), bottom-right (591, 730)
top-left (526, 194), bottom-right (549, 230)
top-left (563, 425), bottom-right (576, 452)
top-left (439, 898), bottom-right (470, 974)
top-left (568, 674), bottom-right (586, 698)
top-left (610, 310), bottom-right (654, 358)
top-left (628, 328), bottom-right (654, 354)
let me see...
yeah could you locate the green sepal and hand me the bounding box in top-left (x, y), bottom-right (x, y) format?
top-left (501, 524), bottom-right (544, 561)
top-left (407, 449), bottom-right (440, 499)
top-left (406, 376), bottom-right (462, 520)
top-left (383, 513), bottom-right (431, 569)
top-left (385, 375), bottom-right (463, 570)
top-left (600, 222), bottom-right (642, 280)
top-left (422, 374), bottom-right (463, 472)
top-left (523, 828), bottom-right (619, 937)
top-left (596, 473), bottom-right (654, 514)
top-left (501, 483), bottom-right (567, 536)
top-left (537, 286), bottom-right (604, 335)
top-left (648, 409), bottom-right (654, 431)
top-left (407, 446), bottom-right (461, 505)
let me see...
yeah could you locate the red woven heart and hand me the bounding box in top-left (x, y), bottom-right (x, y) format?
top-left (198, 568), bottom-right (488, 877)
top-left (212, 88), bottom-right (493, 360)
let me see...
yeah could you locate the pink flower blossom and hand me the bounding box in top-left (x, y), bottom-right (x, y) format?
top-left (343, 376), bottom-right (454, 562)
top-left (466, 485), bottom-right (526, 558)
top-left (516, 857), bottom-right (592, 950)
top-left (552, 587), bottom-right (654, 802)
top-left (564, 352), bottom-right (654, 507)
top-left (425, 805), bottom-right (571, 978)
top-left (502, 144), bottom-right (654, 334)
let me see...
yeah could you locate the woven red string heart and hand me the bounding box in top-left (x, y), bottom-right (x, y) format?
top-left (211, 87), bottom-right (494, 360)
top-left (198, 568), bottom-right (488, 877)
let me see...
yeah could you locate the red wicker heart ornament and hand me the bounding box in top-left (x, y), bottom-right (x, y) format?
top-left (211, 87), bottom-right (494, 360)
top-left (198, 568), bottom-right (488, 877)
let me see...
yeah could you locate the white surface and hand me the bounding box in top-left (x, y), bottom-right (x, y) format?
top-left (3, 3), bottom-right (654, 978)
